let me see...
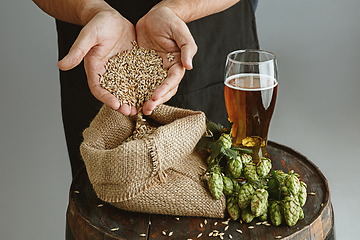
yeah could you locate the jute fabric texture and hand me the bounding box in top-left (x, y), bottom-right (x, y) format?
top-left (80, 104), bottom-right (226, 218)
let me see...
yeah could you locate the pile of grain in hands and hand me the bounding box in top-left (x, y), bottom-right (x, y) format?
top-left (100, 41), bottom-right (168, 111)
top-left (100, 41), bottom-right (171, 141)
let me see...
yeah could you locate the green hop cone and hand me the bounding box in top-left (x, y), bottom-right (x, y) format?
top-left (223, 175), bottom-right (234, 196)
top-left (228, 156), bottom-right (243, 179)
top-left (250, 189), bottom-right (269, 217)
top-left (299, 207), bottom-right (304, 220)
top-left (227, 195), bottom-right (241, 220)
top-left (283, 195), bottom-right (301, 227)
top-left (232, 178), bottom-right (241, 193)
top-left (258, 211), bottom-right (268, 221)
top-left (256, 157), bottom-right (272, 177)
top-left (242, 207), bottom-right (255, 223)
top-left (275, 170), bottom-right (287, 184)
top-left (238, 182), bottom-right (255, 209)
top-left (298, 181), bottom-right (307, 207)
top-left (244, 163), bottom-right (259, 183)
top-left (285, 170), bottom-right (300, 196)
top-left (281, 185), bottom-right (291, 197)
top-left (208, 170), bottom-right (224, 200)
top-left (269, 200), bottom-right (283, 226)
top-left (219, 133), bottom-right (232, 149)
top-left (241, 153), bottom-right (253, 164)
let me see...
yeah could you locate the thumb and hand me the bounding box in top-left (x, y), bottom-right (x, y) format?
top-left (58, 28), bottom-right (96, 71)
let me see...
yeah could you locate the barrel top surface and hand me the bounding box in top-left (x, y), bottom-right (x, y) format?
top-left (67, 141), bottom-right (333, 240)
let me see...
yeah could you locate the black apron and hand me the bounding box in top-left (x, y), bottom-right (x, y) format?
top-left (56, 0), bottom-right (259, 177)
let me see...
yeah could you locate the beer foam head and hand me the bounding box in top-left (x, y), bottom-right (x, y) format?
top-left (225, 74), bottom-right (278, 91)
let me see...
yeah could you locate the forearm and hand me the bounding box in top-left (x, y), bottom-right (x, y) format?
top-left (32, 0), bottom-right (115, 26)
top-left (158, 0), bottom-right (240, 23)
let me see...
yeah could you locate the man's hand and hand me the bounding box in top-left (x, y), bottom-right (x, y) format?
top-left (136, 5), bottom-right (198, 115)
top-left (58, 10), bottom-right (137, 115)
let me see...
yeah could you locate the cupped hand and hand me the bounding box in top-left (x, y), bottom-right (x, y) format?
top-left (58, 10), bottom-right (137, 116)
top-left (136, 5), bottom-right (198, 115)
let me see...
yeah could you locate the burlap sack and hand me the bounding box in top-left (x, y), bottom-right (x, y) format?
top-left (80, 104), bottom-right (226, 218)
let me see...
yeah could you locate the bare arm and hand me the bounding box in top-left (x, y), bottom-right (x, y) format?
top-left (159, 0), bottom-right (240, 23)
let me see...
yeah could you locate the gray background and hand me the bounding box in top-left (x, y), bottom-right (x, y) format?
top-left (1, 0), bottom-right (359, 239)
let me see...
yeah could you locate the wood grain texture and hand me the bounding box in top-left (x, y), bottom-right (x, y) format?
top-left (66, 141), bottom-right (335, 240)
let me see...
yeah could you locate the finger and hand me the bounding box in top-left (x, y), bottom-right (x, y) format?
top-left (151, 63), bottom-right (185, 101)
top-left (129, 105), bottom-right (138, 115)
top-left (91, 83), bottom-right (121, 110)
top-left (142, 86), bottom-right (178, 115)
top-left (58, 27), bottom-right (96, 71)
top-left (171, 22), bottom-right (197, 70)
top-left (117, 103), bottom-right (132, 116)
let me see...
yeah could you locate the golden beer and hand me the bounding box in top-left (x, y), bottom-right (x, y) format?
top-left (224, 73), bottom-right (278, 162)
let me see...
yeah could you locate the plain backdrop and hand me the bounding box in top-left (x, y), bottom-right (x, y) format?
top-left (1, 0), bottom-right (359, 239)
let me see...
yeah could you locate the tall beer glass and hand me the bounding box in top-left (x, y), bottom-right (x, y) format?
top-left (224, 50), bottom-right (278, 163)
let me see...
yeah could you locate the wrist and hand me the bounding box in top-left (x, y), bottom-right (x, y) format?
top-left (157, 0), bottom-right (240, 23)
top-left (77, 1), bottom-right (117, 25)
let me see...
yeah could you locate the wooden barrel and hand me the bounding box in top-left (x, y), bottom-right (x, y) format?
top-left (66, 141), bottom-right (335, 240)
